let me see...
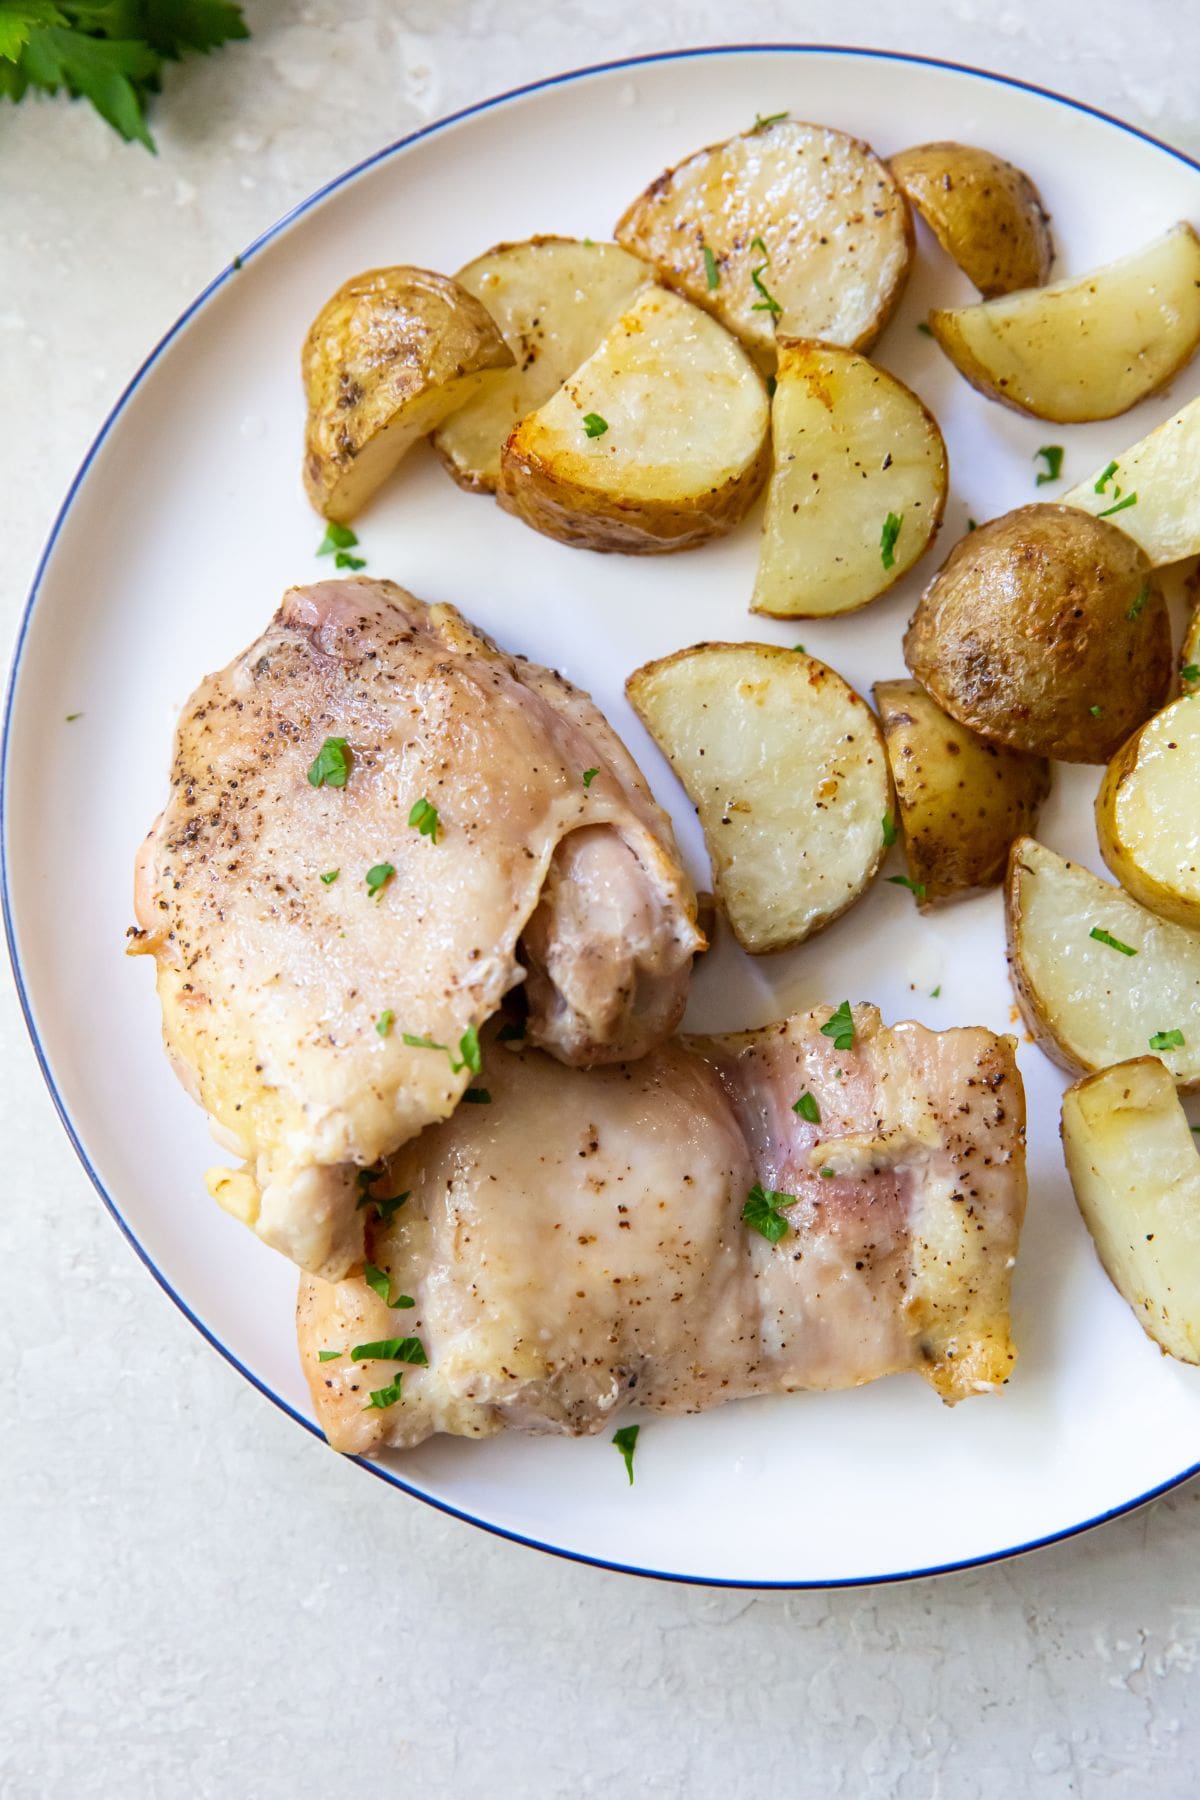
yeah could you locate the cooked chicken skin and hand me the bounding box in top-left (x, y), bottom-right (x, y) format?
top-left (132, 580), bottom-right (701, 1277)
top-left (299, 1006), bottom-right (1026, 1455)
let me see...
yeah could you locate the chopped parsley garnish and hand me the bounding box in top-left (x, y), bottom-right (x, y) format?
top-left (749, 263), bottom-right (782, 316)
top-left (880, 511), bottom-right (902, 569)
top-left (403, 1032), bottom-right (447, 1052)
top-left (351, 1337), bottom-right (427, 1365)
top-left (931, 985), bottom-right (942, 998)
top-left (319, 869), bottom-right (339, 885)
top-left (1097, 491), bottom-right (1138, 518)
top-left (888, 874), bottom-right (926, 901)
top-left (752, 109), bottom-right (788, 131)
top-left (317, 523), bottom-right (358, 556)
top-left (1126, 584), bottom-right (1150, 621)
top-left (363, 1375), bottom-right (404, 1411)
top-left (881, 814), bottom-right (897, 848)
top-left (334, 551), bottom-right (367, 571)
top-left (1089, 705), bottom-right (1103, 718)
top-left (821, 1001), bottom-right (855, 1053)
top-left (793, 643), bottom-right (805, 653)
top-left (365, 861), bottom-right (395, 899)
top-left (1183, 665), bottom-right (1200, 685)
top-left (496, 1019), bottom-right (526, 1042)
top-left (1150, 1029), bottom-right (1186, 1052)
top-left (355, 1166), bottom-right (383, 1204)
top-left (793, 1091), bottom-right (820, 1124)
top-left (463, 1087), bottom-right (492, 1104)
top-left (1094, 460), bottom-right (1119, 494)
top-left (454, 1024), bottom-right (483, 1076)
top-left (750, 235), bottom-right (769, 259)
top-left (65, 712), bottom-right (82, 722)
top-left (1090, 926), bottom-right (1136, 956)
top-left (582, 412), bottom-right (609, 438)
top-left (317, 1349), bottom-right (342, 1362)
top-left (967, 518), bottom-right (978, 532)
top-left (819, 1166), bottom-right (835, 1178)
top-left (613, 1423), bottom-right (640, 1484)
top-left (582, 768), bottom-right (599, 788)
top-left (916, 321), bottom-right (934, 337)
top-left (362, 1263), bottom-right (411, 1308)
top-left (307, 736), bottom-right (351, 788)
top-left (374, 1193), bottom-right (410, 1228)
top-left (1035, 445), bottom-right (1064, 485)
top-left (741, 1182), bottom-right (795, 1244)
top-left (702, 243), bottom-right (720, 289)
top-left (376, 1009), bottom-right (394, 1038)
top-left (408, 796), bottom-right (439, 842)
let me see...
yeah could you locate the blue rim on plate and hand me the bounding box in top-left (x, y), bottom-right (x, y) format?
top-left (5, 44), bottom-right (1199, 1588)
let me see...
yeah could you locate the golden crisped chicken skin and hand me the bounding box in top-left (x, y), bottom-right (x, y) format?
top-left (132, 580), bottom-right (701, 1278)
top-left (299, 1006), bottom-right (1026, 1454)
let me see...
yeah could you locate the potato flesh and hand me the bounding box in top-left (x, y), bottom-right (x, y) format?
top-left (874, 678), bottom-right (1048, 904)
top-left (1062, 396), bottom-right (1200, 567)
top-left (930, 224), bottom-right (1200, 422)
top-left (1062, 1058), bottom-right (1200, 1363)
top-left (1097, 694), bottom-right (1200, 928)
top-left (888, 140), bottom-right (1052, 298)
top-left (626, 645), bottom-right (889, 952)
top-left (614, 119), bottom-right (912, 364)
top-left (431, 238), bottom-right (649, 492)
top-left (498, 285), bottom-right (769, 553)
top-left (302, 266), bottom-right (513, 522)
top-left (752, 342), bottom-right (947, 617)
top-left (1007, 837), bottom-right (1200, 1089)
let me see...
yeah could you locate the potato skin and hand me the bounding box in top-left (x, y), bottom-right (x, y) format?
top-left (497, 434), bottom-right (770, 555)
top-left (302, 266), bottom-right (513, 521)
top-left (903, 504), bottom-right (1171, 763)
top-left (889, 141), bottom-right (1052, 297)
top-left (874, 678), bottom-right (1049, 905)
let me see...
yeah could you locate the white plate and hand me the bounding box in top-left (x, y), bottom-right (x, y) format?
top-left (7, 46), bottom-right (1200, 1587)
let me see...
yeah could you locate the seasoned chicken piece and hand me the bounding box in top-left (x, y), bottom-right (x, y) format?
top-left (132, 580), bottom-right (701, 1278)
top-left (299, 1006), bottom-right (1026, 1454)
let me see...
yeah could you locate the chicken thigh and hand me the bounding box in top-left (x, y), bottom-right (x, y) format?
top-left (132, 580), bottom-right (701, 1277)
top-left (299, 1005), bottom-right (1026, 1455)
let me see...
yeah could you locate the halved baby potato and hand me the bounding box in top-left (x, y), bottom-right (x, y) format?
top-left (497, 285), bottom-right (769, 554)
top-left (1006, 837), bottom-right (1200, 1089)
top-left (302, 266), bottom-right (513, 522)
top-left (751, 341), bottom-right (947, 618)
top-left (615, 117), bottom-right (912, 366)
top-left (626, 643), bottom-right (890, 953)
top-left (431, 237), bottom-right (650, 493)
top-left (1097, 693), bottom-right (1200, 929)
top-left (903, 504), bottom-right (1171, 764)
top-left (1062, 395), bottom-right (1200, 567)
top-left (874, 678), bottom-right (1049, 906)
top-left (1062, 1057), bottom-right (1200, 1364)
top-left (889, 140), bottom-right (1053, 297)
top-left (929, 223), bottom-right (1200, 422)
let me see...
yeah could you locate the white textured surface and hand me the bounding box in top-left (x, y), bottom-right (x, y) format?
top-left (3, 5), bottom-right (1200, 1794)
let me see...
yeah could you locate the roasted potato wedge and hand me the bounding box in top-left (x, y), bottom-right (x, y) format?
top-left (614, 117), bottom-right (912, 366)
top-left (752, 341), bottom-right (947, 618)
top-left (889, 140), bottom-right (1052, 297)
top-left (1062, 395), bottom-right (1200, 567)
top-left (1097, 693), bottom-right (1200, 929)
top-left (431, 237), bottom-right (649, 493)
top-left (497, 285), bottom-right (769, 554)
top-left (626, 644), bottom-right (890, 953)
top-left (302, 266), bottom-right (514, 522)
top-left (1006, 837), bottom-right (1200, 1089)
top-left (1062, 1058), bottom-right (1200, 1363)
top-left (874, 678), bottom-right (1049, 905)
top-left (929, 223), bottom-right (1200, 422)
top-left (903, 504), bottom-right (1171, 763)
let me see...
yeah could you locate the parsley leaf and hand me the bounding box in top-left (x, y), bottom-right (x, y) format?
top-left (1150, 1029), bottom-right (1186, 1052)
top-left (749, 235), bottom-right (769, 259)
top-left (613, 1423), bottom-right (640, 1484)
top-left (1183, 665), bottom-right (1200, 685)
top-left (820, 1001), bottom-right (855, 1053)
top-left (1035, 445), bottom-right (1064, 485)
top-left (453, 1024), bottom-right (482, 1076)
top-left (352, 1337), bottom-right (427, 1365)
top-left (888, 873), bottom-right (926, 901)
top-left (374, 1194), bottom-right (410, 1228)
top-left (319, 869), bottom-right (339, 885)
top-left (403, 1032), bottom-right (447, 1052)
top-left (1090, 705), bottom-right (1103, 718)
top-left (1090, 926), bottom-right (1136, 956)
top-left (752, 109), bottom-right (788, 130)
top-left (375, 1009), bottom-right (394, 1038)
top-left (742, 1182), bottom-right (795, 1244)
top-left (365, 861), bottom-right (395, 899)
top-left (317, 523), bottom-right (358, 555)
top-left (582, 412), bottom-right (609, 438)
top-left (463, 1087), bottom-right (492, 1104)
top-left (881, 814), bottom-right (897, 848)
top-left (967, 518), bottom-right (978, 532)
top-left (793, 1091), bottom-right (820, 1124)
top-left (334, 551), bottom-right (366, 571)
top-left (749, 262), bottom-right (781, 316)
top-left (363, 1375), bottom-right (404, 1411)
top-left (582, 768), bottom-right (599, 789)
top-left (880, 511), bottom-right (903, 569)
top-left (1097, 491), bottom-right (1138, 518)
top-left (1126, 584), bottom-right (1149, 622)
top-left (317, 1349), bottom-right (342, 1363)
top-left (408, 796), bottom-right (439, 842)
top-left (1094, 459), bottom-right (1119, 494)
top-left (819, 1166), bottom-right (835, 1178)
top-left (362, 1263), bottom-right (410, 1308)
top-left (702, 243), bottom-right (720, 289)
top-left (307, 736), bottom-right (351, 789)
